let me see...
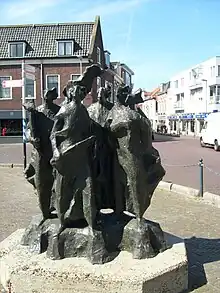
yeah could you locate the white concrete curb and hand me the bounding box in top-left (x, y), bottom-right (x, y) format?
top-left (171, 183), bottom-right (200, 197)
top-left (0, 163), bottom-right (23, 168)
top-left (157, 181), bottom-right (220, 209)
top-left (203, 191), bottom-right (220, 208)
top-left (155, 132), bottom-right (180, 138)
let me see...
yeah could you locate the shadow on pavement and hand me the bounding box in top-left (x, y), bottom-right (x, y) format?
top-left (165, 233), bottom-right (220, 292)
top-left (153, 134), bottom-right (179, 143)
top-left (185, 236), bottom-right (220, 291)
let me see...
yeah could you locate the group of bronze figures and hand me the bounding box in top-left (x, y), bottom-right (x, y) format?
top-left (21, 64), bottom-right (168, 264)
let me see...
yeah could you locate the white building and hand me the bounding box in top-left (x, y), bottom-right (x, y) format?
top-left (138, 88), bottom-right (160, 130)
top-left (167, 56), bottom-right (220, 136)
top-left (156, 82), bottom-right (172, 131)
top-left (141, 56), bottom-right (220, 135)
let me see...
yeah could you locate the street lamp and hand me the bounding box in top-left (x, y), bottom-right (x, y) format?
top-left (201, 79), bottom-right (208, 113)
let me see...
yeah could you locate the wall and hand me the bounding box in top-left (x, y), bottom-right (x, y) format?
top-left (168, 57), bottom-right (220, 116)
top-left (141, 99), bottom-right (157, 130)
top-left (43, 63), bottom-right (87, 103)
top-left (0, 63), bottom-right (89, 110)
top-left (89, 19), bottom-right (114, 101)
top-left (0, 64), bottom-right (41, 109)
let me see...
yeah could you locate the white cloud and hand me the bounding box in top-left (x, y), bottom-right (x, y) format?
top-left (0, 0), bottom-right (150, 24)
top-left (0, 0), bottom-right (65, 23)
top-left (74, 0), bottom-right (149, 21)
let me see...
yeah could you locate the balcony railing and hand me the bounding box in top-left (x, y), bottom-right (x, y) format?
top-left (174, 101), bottom-right (184, 109)
top-left (189, 80), bottom-right (202, 88)
top-left (209, 95), bottom-right (220, 104)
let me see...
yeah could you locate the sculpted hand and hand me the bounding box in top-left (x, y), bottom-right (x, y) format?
top-left (50, 149), bottom-right (61, 166)
top-left (23, 102), bottom-right (35, 112)
top-left (31, 138), bottom-right (41, 150)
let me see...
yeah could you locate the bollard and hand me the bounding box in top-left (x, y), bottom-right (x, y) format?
top-left (23, 141), bottom-right (27, 170)
top-left (199, 158), bottom-right (204, 197)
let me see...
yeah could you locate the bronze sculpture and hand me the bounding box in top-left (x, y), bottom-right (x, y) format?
top-left (21, 64), bottom-right (168, 264)
top-left (23, 88), bottom-right (60, 220)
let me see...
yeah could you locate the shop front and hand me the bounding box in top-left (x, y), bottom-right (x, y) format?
top-left (194, 113), bottom-right (209, 134)
top-left (180, 114), bottom-right (195, 135)
top-left (167, 115), bottom-right (179, 134)
top-left (0, 110), bottom-right (22, 136)
top-left (168, 112), bottom-right (210, 136)
top-left (157, 114), bottom-right (168, 133)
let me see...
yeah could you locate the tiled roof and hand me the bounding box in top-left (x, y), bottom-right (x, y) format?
top-left (143, 88), bottom-right (160, 97)
top-left (0, 22), bottom-right (95, 59)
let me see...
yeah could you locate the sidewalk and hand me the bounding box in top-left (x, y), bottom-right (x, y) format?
top-left (0, 167), bottom-right (220, 292)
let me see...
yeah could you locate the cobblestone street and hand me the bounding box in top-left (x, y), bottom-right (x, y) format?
top-left (0, 166), bottom-right (220, 292)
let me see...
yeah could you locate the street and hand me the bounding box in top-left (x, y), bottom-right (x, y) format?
top-left (1, 134), bottom-right (220, 194)
top-left (0, 143), bottom-right (32, 165)
top-left (153, 134), bottom-right (220, 195)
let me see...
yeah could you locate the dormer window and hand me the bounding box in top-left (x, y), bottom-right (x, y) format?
top-left (57, 40), bottom-right (74, 56)
top-left (9, 42), bottom-right (25, 58)
top-left (104, 50), bottom-right (110, 68)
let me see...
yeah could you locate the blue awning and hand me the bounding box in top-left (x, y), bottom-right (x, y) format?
top-left (0, 110), bottom-right (22, 119)
top-left (195, 113), bottom-right (209, 119)
top-left (181, 114), bottom-right (194, 120)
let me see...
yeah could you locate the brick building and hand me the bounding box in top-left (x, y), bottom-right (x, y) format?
top-left (0, 16), bottom-right (119, 135)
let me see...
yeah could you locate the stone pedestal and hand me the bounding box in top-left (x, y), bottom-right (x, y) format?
top-left (20, 214), bottom-right (168, 265)
top-left (0, 229), bottom-right (188, 293)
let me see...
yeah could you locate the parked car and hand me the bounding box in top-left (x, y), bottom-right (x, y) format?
top-left (200, 112), bottom-right (220, 151)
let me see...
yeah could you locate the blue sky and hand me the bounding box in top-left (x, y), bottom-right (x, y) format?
top-left (0, 0), bottom-right (220, 90)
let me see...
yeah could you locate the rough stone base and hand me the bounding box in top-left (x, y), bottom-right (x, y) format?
top-left (0, 229), bottom-right (188, 293)
top-left (20, 213), bottom-right (168, 264)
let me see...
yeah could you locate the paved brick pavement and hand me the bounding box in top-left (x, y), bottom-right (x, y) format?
top-left (0, 167), bottom-right (220, 292)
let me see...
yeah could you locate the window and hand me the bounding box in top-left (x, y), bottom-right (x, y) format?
top-left (0, 119), bottom-right (22, 136)
top-left (0, 76), bottom-right (12, 99)
top-left (97, 47), bottom-right (101, 64)
top-left (203, 121), bottom-right (208, 130)
top-left (210, 66), bottom-right (216, 77)
top-left (218, 65), bottom-right (220, 76)
top-left (71, 74), bottom-right (80, 81)
top-left (57, 41), bottom-right (73, 56)
top-left (121, 69), bottom-right (125, 80)
top-left (114, 80), bottom-right (118, 98)
top-left (181, 78), bottom-right (184, 87)
top-left (210, 86), bottom-right (214, 97)
top-left (9, 42), bottom-right (25, 58)
top-left (176, 93), bottom-right (184, 101)
top-left (46, 75), bottom-right (60, 96)
top-left (97, 77), bottom-right (101, 90)
top-left (125, 72), bottom-right (131, 86)
top-left (104, 51), bottom-right (110, 67)
top-left (104, 81), bottom-right (113, 101)
top-left (25, 78), bottom-right (35, 99)
top-left (174, 80), bottom-right (178, 88)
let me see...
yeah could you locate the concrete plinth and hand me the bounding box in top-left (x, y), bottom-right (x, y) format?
top-left (0, 229), bottom-right (188, 293)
